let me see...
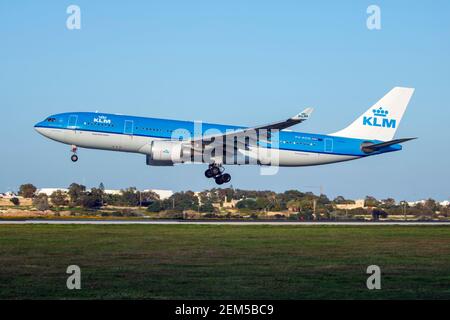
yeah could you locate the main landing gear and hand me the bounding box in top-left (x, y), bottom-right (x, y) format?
top-left (204, 164), bottom-right (231, 185)
top-left (71, 145), bottom-right (78, 162)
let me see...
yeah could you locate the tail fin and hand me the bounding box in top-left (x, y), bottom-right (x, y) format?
top-left (330, 87), bottom-right (415, 141)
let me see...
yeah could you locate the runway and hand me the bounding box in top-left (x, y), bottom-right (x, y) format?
top-left (0, 220), bottom-right (449, 226)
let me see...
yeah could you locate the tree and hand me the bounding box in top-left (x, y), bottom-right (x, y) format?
top-left (79, 188), bottom-right (103, 209)
top-left (332, 196), bottom-right (354, 204)
top-left (168, 191), bottom-right (199, 211)
top-left (255, 197), bottom-right (271, 211)
top-left (381, 198), bottom-right (396, 209)
top-left (33, 194), bottom-right (49, 211)
top-left (199, 201), bottom-right (215, 213)
top-left (147, 200), bottom-right (163, 213)
top-left (121, 187), bottom-right (140, 206)
top-left (18, 184), bottom-right (37, 198)
top-left (287, 200), bottom-right (301, 212)
top-left (317, 194), bottom-right (331, 205)
top-left (140, 191), bottom-right (160, 206)
top-left (10, 197), bottom-right (20, 206)
top-left (50, 190), bottom-right (68, 206)
top-left (424, 198), bottom-right (438, 212)
top-left (365, 196), bottom-right (380, 207)
top-left (68, 183), bottom-right (86, 206)
top-left (236, 199), bottom-right (257, 210)
top-left (297, 211), bottom-right (314, 221)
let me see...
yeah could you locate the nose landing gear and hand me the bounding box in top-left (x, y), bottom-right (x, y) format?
top-left (71, 145), bottom-right (78, 162)
top-left (204, 164), bottom-right (231, 185)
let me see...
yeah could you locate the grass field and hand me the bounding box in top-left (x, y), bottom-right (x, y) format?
top-left (0, 225), bottom-right (449, 299)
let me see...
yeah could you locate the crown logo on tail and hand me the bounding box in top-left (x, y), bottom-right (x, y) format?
top-left (372, 107), bottom-right (389, 117)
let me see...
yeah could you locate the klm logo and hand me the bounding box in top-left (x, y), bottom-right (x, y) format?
top-left (363, 107), bottom-right (396, 128)
top-left (94, 115), bottom-right (112, 124)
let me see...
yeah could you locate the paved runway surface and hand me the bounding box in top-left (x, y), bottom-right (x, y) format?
top-left (0, 220), bottom-right (449, 226)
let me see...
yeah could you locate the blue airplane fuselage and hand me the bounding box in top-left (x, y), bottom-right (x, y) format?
top-left (35, 112), bottom-right (401, 168)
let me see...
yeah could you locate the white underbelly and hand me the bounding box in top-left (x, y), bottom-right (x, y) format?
top-left (219, 147), bottom-right (359, 167)
top-left (54, 129), bottom-right (150, 153)
top-left (257, 148), bottom-right (358, 167)
top-left (39, 128), bottom-right (359, 166)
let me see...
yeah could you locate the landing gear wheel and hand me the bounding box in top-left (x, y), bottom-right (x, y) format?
top-left (71, 154), bottom-right (78, 162)
top-left (221, 173), bottom-right (231, 183)
top-left (215, 175), bottom-right (224, 185)
top-left (205, 169), bottom-right (215, 178)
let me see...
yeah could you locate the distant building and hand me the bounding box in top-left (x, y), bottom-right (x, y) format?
top-left (37, 188), bottom-right (69, 196)
top-left (104, 188), bottom-right (173, 200)
top-left (0, 191), bottom-right (17, 198)
top-left (440, 200), bottom-right (450, 207)
top-left (407, 200), bottom-right (426, 207)
top-left (143, 189), bottom-right (173, 200)
top-left (335, 199), bottom-right (365, 210)
top-left (34, 187), bottom-right (173, 200)
top-left (222, 199), bottom-right (240, 209)
top-left (103, 189), bottom-right (122, 195)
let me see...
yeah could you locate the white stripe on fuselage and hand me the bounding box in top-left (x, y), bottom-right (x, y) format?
top-left (35, 127), bottom-right (359, 166)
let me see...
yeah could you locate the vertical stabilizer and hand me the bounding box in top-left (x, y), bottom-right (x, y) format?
top-left (330, 87), bottom-right (415, 141)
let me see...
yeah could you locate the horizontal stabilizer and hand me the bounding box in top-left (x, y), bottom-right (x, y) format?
top-left (361, 137), bottom-right (417, 153)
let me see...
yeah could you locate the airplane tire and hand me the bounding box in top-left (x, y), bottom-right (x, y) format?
top-left (205, 169), bottom-right (214, 178)
top-left (71, 155), bottom-right (78, 162)
top-left (222, 173), bottom-right (231, 183)
top-left (215, 175), bottom-right (224, 185)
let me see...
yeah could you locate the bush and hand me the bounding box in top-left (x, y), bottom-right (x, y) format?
top-left (372, 208), bottom-right (388, 221)
top-left (147, 201), bottom-right (163, 213)
top-left (75, 188), bottom-right (104, 209)
top-left (236, 199), bottom-right (258, 210)
top-left (9, 197), bottom-right (20, 206)
top-left (298, 211), bottom-right (314, 221)
top-left (50, 190), bottom-right (68, 206)
top-left (33, 194), bottom-right (49, 211)
top-left (68, 183), bottom-right (86, 206)
top-left (160, 210), bottom-right (184, 219)
top-left (199, 202), bottom-right (215, 213)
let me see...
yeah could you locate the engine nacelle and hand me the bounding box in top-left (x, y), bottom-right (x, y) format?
top-left (145, 141), bottom-right (184, 166)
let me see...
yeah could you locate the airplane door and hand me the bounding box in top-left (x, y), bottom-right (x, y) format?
top-left (68, 115), bottom-right (78, 129)
top-left (124, 120), bottom-right (134, 135)
top-left (324, 138), bottom-right (333, 153)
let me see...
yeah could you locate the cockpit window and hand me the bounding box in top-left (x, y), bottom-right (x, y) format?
top-left (47, 118), bottom-right (56, 122)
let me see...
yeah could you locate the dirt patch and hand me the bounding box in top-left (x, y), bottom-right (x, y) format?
top-left (0, 198), bottom-right (32, 206)
top-left (0, 209), bottom-right (56, 217)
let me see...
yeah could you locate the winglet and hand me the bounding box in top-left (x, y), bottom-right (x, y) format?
top-left (292, 107), bottom-right (314, 121)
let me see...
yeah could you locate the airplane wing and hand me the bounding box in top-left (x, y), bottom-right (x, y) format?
top-left (183, 108), bottom-right (314, 157)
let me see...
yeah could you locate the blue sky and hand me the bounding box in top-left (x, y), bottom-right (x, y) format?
top-left (0, 1), bottom-right (449, 201)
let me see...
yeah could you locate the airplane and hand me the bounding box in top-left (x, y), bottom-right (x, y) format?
top-left (35, 87), bottom-right (416, 185)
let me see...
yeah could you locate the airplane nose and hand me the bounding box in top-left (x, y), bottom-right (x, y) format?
top-left (34, 122), bottom-right (46, 135)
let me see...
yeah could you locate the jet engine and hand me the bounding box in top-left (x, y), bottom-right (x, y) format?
top-left (145, 141), bottom-right (184, 166)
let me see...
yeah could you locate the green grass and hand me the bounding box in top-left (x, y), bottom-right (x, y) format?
top-left (0, 225), bottom-right (449, 299)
